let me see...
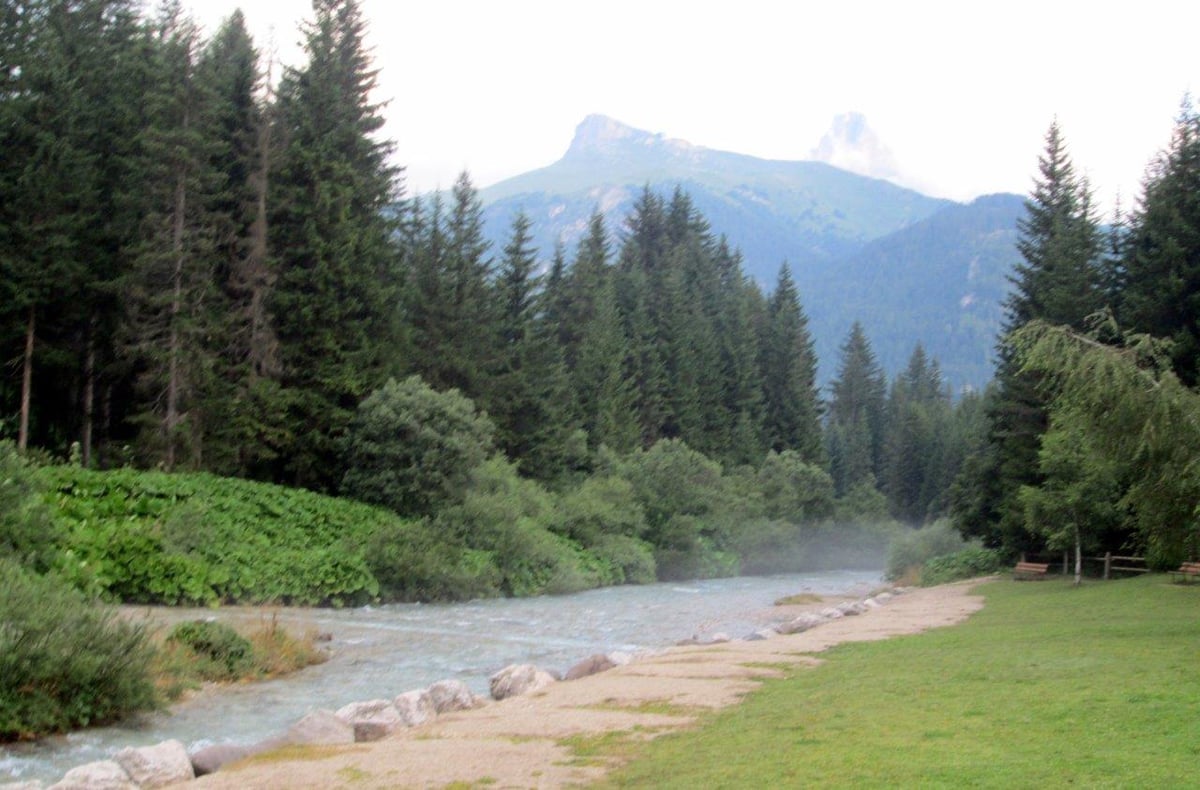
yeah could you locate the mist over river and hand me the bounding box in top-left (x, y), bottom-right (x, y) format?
top-left (2, 569), bottom-right (880, 784)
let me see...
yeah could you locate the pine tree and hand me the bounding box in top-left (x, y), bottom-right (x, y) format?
top-left (121, 1), bottom-right (228, 470)
top-left (1119, 97), bottom-right (1200, 385)
top-left (268, 0), bottom-right (404, 489)
top-left (956, 122), bottom-right (1104, 548)
top-left (760, 263), bottom-right (823, 463)
top-left (826, 321), bottom-right (886, 495)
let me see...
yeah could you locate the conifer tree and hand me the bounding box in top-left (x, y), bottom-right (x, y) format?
top-left (1119, 97), bottom-right (1200, 385)
top-left (760, 263), bottom-right (823, 463)
top-left (268, 0), bottom-right (404, 489)
top-left (826, 321), bottom-right (886, 495)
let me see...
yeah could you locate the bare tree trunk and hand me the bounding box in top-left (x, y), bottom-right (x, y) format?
top-left (1074, 525), bottom-right (1083, 587)
top-left (166, 165), bottom-right (186, 472)
top-left (246, 70), bottom-right (278, 379)
top-left (82, 322), bottom-right (95, 467)
top-left (18, 307), bottom-right (34, 451)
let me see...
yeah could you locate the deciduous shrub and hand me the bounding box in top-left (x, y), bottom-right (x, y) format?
top-left (885, 519), bottom-right (974, 581)
top-left (0, 560), bottom-right (157, 740)
top-left (166, 620), bottom-right (254, 680)
top-left (920, 547), bottom-right (1006, 585)
top-left (0, 440), bottom-right (61, 572)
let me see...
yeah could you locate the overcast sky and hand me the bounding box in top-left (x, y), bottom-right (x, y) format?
top-left (193, 0), bottom-right (1198, 215)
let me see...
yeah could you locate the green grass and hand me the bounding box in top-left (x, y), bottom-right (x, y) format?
top-left (598, 575), bottom-right (1200, 788)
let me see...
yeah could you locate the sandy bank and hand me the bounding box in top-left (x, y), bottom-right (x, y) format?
top-left (191, 580), bottom-right (985, 789)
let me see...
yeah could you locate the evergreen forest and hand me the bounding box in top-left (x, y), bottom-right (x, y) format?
top-left (3, 0), bottom-right (1200, 613)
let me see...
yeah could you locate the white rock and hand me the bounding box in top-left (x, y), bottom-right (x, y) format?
top-left (48, 760), bottom-right (135, 790)
top-left (335, 699), bottom-right (404, 742)
top-left (393, 689), bottom-right (436, 726)
top-left (114, 739), bottom-right (194, 788)
top-left (286, 709), bottom-right (355, 745)
top-left (427, 679), bottom-right (486, 713)
top-left (489, 664), bottom-right (557, 701)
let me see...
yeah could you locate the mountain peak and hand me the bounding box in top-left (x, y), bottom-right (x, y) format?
top-left (565, 114), bottom-right (697, 159)
top-left (810, 112), bottom-right (901, 183)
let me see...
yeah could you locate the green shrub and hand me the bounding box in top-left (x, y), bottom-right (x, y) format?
top-left (340, 376), bottom-right (495, 518)
top-left (920, 547), bottom-right (1006, 586)
top-left (587, 533), bottom-right (657, 585)
top-left (885, 519), bottom-right (973, 581)
top-left (0, 440), bottom-right (61, 571)
top-left (0, 560), bottom-right (158, 740)
top-left (363, 517), bottom-right (501, 602)
top-left (166, 620), bottom-right (254, 680)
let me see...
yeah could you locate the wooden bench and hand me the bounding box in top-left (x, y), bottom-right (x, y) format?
top-left (1170, 561), bottom-right (1200, 583)
top-left (1013, 561), bottom-right (1050, 580)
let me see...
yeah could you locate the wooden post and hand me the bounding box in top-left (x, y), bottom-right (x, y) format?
top-left (1104, 551), bottom-right (1112, 580)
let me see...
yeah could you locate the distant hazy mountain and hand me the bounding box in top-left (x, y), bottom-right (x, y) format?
top-left (809, 111), bottom-right (903, 186)
top-left (476, 115), bottom-right (1023, 392)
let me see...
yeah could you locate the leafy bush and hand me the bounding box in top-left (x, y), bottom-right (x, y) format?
top-left (166, 620), bottom-right (254, 680)
top-left (38, 466), bottom-right (384, 605)
top-left (0, 560), bottom-right (158, 740)
top-left (920, 547), bottom-right (1006, 585)
top-left (0, 440), bottom-right (61, 571)
top-left (363, 517), bottom-right (501, 602)
top-left (757, 450), bottom-right (835, 523)
top-left (341, 375), bottom-right (495, 518)
top-left (885, 519), bottom-right (974, 581)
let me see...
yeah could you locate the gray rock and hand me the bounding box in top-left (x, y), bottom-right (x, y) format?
top-left (820, 607), bottom-right (845, 619)
top-left (48, 760), bottom-right (135, 790)
top-left (746, 628), bottom-right (778, 641)
top-left (489, 664), bottom-right (556, 701)
top-left (706, 632), bottom-right (732, 644)
top-left (189, 743), bottom-right (254, 777)
top-left (606, 650), bottom-right (633, 666)
top-left (779, 612), bottom-right (826, 634)
top-left (836, 601), bottom-right (862, 616)
top-left (427, 679), bottom-right (486, 713)
top-left (874, 591), bottom-right (894, 603)
top-left (564, 653), bottom-right (618, 681)
top-left (114, 739), bottom-right (194, 788)
top-left (286, 708), bottom-right (355, 745)
top-left (863, 597), bottom-right (883, 609)
top-left (2, 781), bottom-right (46, 790)
top-left (393, 689), bottom-right (436, 726)
top-left (336, 699), bottom-right (404, 742)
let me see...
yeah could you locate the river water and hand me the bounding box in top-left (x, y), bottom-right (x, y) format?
top-left (1, 569), bottom-right (880, 784)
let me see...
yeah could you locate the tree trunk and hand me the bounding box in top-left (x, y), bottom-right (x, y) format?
top-left (166, 165), bottom-right (186, 472)
top-left (82, 323), bottom-right (95, 467)
top-left (18, 306), bottom-right (34, 451)
top-left (1074, 525), bottom-right (1083, 586)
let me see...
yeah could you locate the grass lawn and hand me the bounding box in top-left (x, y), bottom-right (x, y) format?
top-left (596, 574), bottom-right (1200, 788)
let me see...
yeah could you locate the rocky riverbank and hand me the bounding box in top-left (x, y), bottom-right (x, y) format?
top-left (5, 581), bottom-right (986, 789)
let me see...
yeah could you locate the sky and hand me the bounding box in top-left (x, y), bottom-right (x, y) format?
top-left (191, 0), bottom-right (1199, 215)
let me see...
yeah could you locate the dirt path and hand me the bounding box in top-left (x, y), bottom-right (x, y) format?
top-left (191, 580), bottom-right (985, 789)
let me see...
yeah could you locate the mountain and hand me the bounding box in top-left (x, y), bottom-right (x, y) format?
top-left (809, 111), bottom-right (903, 186)
top-left (475, 115), bottom-right (1022, 392)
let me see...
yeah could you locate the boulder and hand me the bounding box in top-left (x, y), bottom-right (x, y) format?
top-left (607, 650), bottom-right (633, 666)
top-left (336, 699), bottom-right (404, 742)
top-left (836, 601), bottom-right (863, 616)
top-left (874, 591), bottom-right (894, 604)
top-left (286, 709), bottom-right (355, 745)
top-left (114, 739), bottom-right (194, 788)
top-left (489, 664), bottom-right (556, 701)
top-left (427, 679), bottom-right (486, 713)
top-left (189, 743), bottom-right (254, 777)
top-left (863, 597), bottom-right (883, 609)
top-left (778, 613), bottom-right (825, 634)
top-left (564, 653), bottom-right (618, 681)
top-left (393, 689), bottom-right (436, 726)
top-left (746, 628), bottom-right (777, 641)
top-left (706, 632), bottom-right (731, 644)
top-left (48, 760), bottom-right (135, 790)
top-left (820, 607), bottom-right (845, 619)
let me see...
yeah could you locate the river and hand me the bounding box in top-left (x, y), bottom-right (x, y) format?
top-left (1, 569), bottom-right (881, 784)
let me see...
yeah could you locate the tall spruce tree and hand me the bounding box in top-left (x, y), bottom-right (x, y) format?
top-left (955, 121), bottom-right (1103, 548)
top-left (760, 263), bottom-right (823, 463)
top-left (268, 0), bottom-right (403, 489)
top-left (1119, 98), bottom-right (1200, 385)
top-left (826, 321), bottom-right (886, 495)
